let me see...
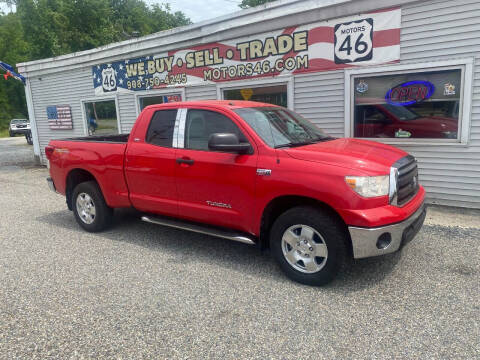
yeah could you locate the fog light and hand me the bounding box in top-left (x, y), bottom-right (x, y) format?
top-left (376, 233), bottom-right (392, 249)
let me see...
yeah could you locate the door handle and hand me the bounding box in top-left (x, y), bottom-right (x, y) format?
top-left (176, 158), bottom-right (194, 165)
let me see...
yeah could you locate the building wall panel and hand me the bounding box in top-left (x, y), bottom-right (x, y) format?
top-left (30, 68), bottom-right (94, 162)
top-left (185, 86), bottom-right (217, 101)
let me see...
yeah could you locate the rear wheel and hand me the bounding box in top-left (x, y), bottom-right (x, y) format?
top-left (72, 181), bottom-right (113, 232)
top-left (270, 206), bottom-right (347, 286)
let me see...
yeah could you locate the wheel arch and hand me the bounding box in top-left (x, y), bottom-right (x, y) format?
top-left (65, 168), bottom-right (99, 211)
top-left (259, 195), bottom-right (352, 255)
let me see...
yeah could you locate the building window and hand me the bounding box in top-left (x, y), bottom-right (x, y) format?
top-left (353, 68), bottom-right (462, 140)
top-left (84, 100), bottom-right (118, 135)
top-left (139, 94), bottom-right (182, 111)
top-left (223, 84), bottom-right (287, 107)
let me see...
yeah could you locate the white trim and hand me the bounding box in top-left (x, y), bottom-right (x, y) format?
top-left (134, 87), bottom-right (186, 118)
top-left (216, 76), bottom-right (294, 110)
top-left (24, 78), bottom-right (41, 163)
top-left (114, 95), bottom-right (122, 134)
top-left (344, 57), bottom-right (474, 145)
top-left (79, 95), bottom-right (120, 136)
top-left (177, 108), bottom-right (187, 149)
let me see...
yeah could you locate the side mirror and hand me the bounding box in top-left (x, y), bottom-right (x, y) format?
top-left (208, 133), bottom-right (252, 154)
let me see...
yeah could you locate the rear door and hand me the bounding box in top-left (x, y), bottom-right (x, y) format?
top-left (175, 107), bottom-right (258, 232)
top-left (124, 107), bottom-right (180, 217)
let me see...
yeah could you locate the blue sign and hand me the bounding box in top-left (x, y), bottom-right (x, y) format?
top-left (385, 80), bottom-right (435, 106)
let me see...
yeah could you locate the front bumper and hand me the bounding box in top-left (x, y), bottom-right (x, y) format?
top-left (348, 203), bottom-right (426, 259)
top-left (11, 129), bottom-right (30, 135)
top-left (47, 177), bottom-right (57, 193)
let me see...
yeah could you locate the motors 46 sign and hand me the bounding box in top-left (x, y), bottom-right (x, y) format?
top-left (101, 67), bottom-right (117, 92)
top-left (334, 18), bottom-right (373, 64)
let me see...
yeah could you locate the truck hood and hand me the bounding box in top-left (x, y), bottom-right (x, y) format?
top-left (282, 138), bottom-right (407, 175)
top-left (408, 116), bottom-right (457, 131)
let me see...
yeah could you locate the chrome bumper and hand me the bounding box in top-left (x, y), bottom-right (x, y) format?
top-left (348, 203), bottom-right (426, 259)
top-left (46, 177), bottom-right (57, 193)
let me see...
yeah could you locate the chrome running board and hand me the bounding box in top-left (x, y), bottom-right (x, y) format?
top-left (141, 215), bottom-right (256, 245)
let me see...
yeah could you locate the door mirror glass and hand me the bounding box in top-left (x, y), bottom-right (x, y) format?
top-left (208, 133), bottom-right (252, 154)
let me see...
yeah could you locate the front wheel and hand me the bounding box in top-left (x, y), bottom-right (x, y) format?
top-left (270, 206), bottom-right (348, 286)
top-left (25, 132), bottom-right (33, 145)
top-left (72, 181), bottom-right (113, 232)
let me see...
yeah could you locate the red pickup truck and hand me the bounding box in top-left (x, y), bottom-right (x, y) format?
top-left (46, 100), bottom-right (426, 286)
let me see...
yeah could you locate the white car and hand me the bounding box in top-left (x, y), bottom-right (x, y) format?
top-left (9, 119), bottom-right (30, 137)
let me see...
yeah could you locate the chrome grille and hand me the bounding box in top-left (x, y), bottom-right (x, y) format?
top-left (393, 155), bottom-right (419, 206)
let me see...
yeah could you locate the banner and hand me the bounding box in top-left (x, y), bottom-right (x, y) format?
top-left (93, 8), bottom-right (400, 95)
top-left (47, 105), bottom-right (73, 130)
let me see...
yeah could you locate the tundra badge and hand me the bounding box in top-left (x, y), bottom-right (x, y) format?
top-left (256, 169), bottom-right (272, 176)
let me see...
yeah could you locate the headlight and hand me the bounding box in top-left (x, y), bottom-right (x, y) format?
top-left (345, 175), bottom-right (390, 198)
top-left (442, 131), bottom-right (457, 139)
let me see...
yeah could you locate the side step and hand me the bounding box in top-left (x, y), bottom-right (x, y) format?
top-left (141, 215), bottom-right (256, 245)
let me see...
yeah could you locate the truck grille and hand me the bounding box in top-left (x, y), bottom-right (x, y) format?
top-left (393, 155), bottom-right (419, 206)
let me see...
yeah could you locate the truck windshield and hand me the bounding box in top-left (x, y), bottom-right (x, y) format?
top-left (234, 107), bottom-right (333, 148)
top-left (382, 104), bottom-right (420, 121)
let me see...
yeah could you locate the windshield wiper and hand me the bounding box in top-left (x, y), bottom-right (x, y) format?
top-left (274, 137), bottom-right (335, 148)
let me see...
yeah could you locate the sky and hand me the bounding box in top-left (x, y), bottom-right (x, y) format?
top-left (148, 0), bottom-right (241, 22)
top-left (0, 1), bottom-right (243, 23)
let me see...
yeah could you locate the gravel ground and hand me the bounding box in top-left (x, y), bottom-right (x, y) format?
top-left (0, 137), bottom-right (479, 359)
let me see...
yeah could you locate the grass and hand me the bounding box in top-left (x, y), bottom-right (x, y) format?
top-left (0, 128), bottom-right (10, 138)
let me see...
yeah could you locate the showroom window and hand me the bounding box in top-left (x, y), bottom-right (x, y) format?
top-left (223, 84), bottom-right (288, 107)
top-left (138, 93), bottom-right (182, 111)
top-left (84, 99), bottom-right (118, 135)
top-left (352, 68), bottom-right (463, 140)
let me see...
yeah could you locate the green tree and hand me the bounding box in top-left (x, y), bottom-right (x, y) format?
top-left (0, 11), bottom-right (30, 131)
top-left (0, 0), bottom-right (191, 133)
top-left (239, 0), bottom-right (277, 9)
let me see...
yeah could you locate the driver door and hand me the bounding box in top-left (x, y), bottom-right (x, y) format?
top-left (175, 108), bottom-right (258, 233)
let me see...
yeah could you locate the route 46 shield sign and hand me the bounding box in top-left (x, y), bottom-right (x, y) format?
top-left (101, 66), bottom-right (117, 92)
top-left (334, 18), bottom-right (373, 64)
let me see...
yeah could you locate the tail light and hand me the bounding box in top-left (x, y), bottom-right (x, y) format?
top-left (45, 145), bottom-right (55, 160)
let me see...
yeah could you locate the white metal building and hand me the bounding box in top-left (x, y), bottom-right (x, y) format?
top-left (17, 0), bottom-right (480, 208)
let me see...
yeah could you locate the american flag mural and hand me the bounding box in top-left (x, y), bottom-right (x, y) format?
top-left (47, 105), bottom-right (73, 130)
top-left (93, 8), bottom-right (401, 95)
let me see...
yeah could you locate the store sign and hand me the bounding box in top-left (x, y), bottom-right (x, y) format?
top-left (334, 18), bottom-right (373, 64)
top-left (385, 80), bottom-right (435, 106)
top-left (163, 94), bottom-right (181, 103)
top-left (92, 9), bottom-right (401, 95)
top-left (240, 88), bottom-right (253, 100)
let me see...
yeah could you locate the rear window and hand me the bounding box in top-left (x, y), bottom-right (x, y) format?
top-left (145, 109), bottom-right (177, 147)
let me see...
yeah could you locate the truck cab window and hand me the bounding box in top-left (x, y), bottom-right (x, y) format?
top-left (185, 109), bottom-right (247, 151)
top-left (146, 109), bottom-right (177, 147)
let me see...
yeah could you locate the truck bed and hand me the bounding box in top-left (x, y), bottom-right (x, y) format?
top-left (60, 134), bottom-right (129, 143)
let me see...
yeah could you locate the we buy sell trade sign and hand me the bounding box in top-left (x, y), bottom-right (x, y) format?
top-left (93, 8), bottom-right (400, 95)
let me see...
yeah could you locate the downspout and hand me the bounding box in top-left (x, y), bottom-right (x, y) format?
top-left (24, 76), bottom-right (42, 165)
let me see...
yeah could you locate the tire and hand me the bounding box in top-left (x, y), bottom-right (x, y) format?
top-left (9, 131), bottom-right (14, 137)
top-left (72, 181), bottom-right (113, 232)
top-left (269, 206), bottom-right (348, 286)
